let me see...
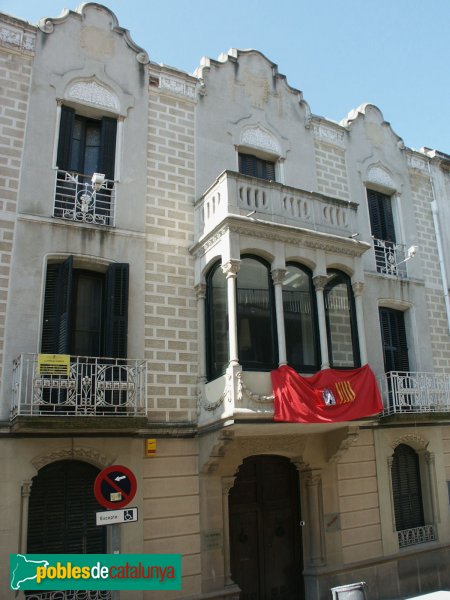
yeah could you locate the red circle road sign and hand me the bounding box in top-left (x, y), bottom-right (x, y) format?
top-left (94, 465), bottom-right (137, 510)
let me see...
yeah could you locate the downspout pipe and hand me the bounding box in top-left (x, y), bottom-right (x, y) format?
top-left (428, 161), bottom-right (450, 335)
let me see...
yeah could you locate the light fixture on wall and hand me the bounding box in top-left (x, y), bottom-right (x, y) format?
top-left (395, 245), bottom-right (418, 267)
top-left (91, 172), bottom-right (105, 192)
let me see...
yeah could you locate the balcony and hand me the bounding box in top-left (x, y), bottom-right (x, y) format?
top-left (195, 170), bottom-right (357, 240)
top-left (373, 238), bottom-right (407, 277)
top-left (380, 371), bottom-right (450, 416)
top-left (397, 525), bottom-right (436, 548)
top-left (54, 170), bottom-right (116, 226)
top-left (11, 354), bottom-right (147, 420)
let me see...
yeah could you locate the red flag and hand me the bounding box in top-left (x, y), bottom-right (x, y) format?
top-left (271, 364), bottom-right (383, 423)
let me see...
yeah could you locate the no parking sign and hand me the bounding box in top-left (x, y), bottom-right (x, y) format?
top-left (94, 465), bottom-right (137, 510)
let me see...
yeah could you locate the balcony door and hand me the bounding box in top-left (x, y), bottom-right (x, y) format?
top-left (379, 308), bottom-right (409, 373)
top-left (229, 455), bottom-right (303, 600)
top-left (42, 257), bottom-right (129, 359)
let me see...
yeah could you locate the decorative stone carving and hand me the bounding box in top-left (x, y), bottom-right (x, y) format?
top-left (222, 260), bottom-right (241, 278)
top-left (407, 154), bottom-right (428, 172)
top-left (31, 447), bottom-right (110, 471)
top-left (38, 19), bottom-right (54, 34)
top-left (67, 80), bottom-right (119, 111)
top-left (0, 24), bottom-right (35, 53)
top-left (391, 433), bottom-right (429, 451)
top-left (271, 268), bottom-right (287, 285)
top-left (200, 371), bottom-right (233, 412)
top-left (352, 281), bottom-right (365, 297)
top-left (313, 275), bottom-right (328, 291)
top-left (21, 481), bottom-right (33, 497)
top-left (327, 426), bottom-right (360, 463)
top-left (237, 435), bottom-right (307, 458)
top-left (366, 165), bottom-right (396, 190)
top-left (159, 76), bottom-right (196, 100)
top-left (202, 429), bottom-right (235, 474)
top-left (313, 123), bottom-right (346, 148)
top-left (195, 283), bottom-right (207, 300)
top-left (241, 126), bottom-right (281, 154)
top-left (236, 371), bottom-right (274, 405)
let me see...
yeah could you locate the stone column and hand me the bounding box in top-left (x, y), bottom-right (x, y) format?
top-left (222, 260), bottom-right (240, 367)
top-left (272, 268), bottom-right (287, 366)
top-left (352, 281), bottom-right (367, 365)
top-left (222, 476), bottom-right (236, 585)
top-left (313, 275), bottom-right (330, 369)
top-left (304, 470), bottom-right (325, 567)
top-left (195, 283), bottom-right (207, 383)
top-left (20, 481), bottom-right (32, 553)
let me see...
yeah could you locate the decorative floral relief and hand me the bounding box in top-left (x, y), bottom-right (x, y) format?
top-left (312, 123), bottom-right (346, 148)
top-left (0, 25), bottom-right (35, 53)
top-left (366, 165), bottom-right (396, 190)
top-left (159, 76), bottom-right (196, 100)
top-left (241, 126), bottom-right (280, 154)
top-left (67, 81), bottom-right (119, 110)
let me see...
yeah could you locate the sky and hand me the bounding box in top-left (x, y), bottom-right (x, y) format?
top-left (1, 0), bottom-right (449, 153)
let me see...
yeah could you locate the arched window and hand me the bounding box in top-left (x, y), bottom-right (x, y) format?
top-left (324, 270), bottom-right (360, 368)
top-left (28, 460), bottom-right (105, 554)
top-left (237, 256), bottom-right (277, 370)
top-left (391, 444), bottom-right (424, 533)
top-left (282, 264), bottom-right (320, 372)
top-left (206, 262), bottom-right (228, 381)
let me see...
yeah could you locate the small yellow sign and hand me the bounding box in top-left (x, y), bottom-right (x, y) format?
top-left (38, 354), bottom-right (70, 376)
top-left (146, 439), bottom-right (157, 457)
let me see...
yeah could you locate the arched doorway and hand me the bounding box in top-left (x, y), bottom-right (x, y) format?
top-left (27, 460), bottom-right (106, 554)
top-left (229, 455), bottom-right (303, 600)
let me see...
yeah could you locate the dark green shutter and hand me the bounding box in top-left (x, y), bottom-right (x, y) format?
top-left (239, 153), bottom-right (275, 181)
top-left (379, 308), bottom-right (409, 372)
top-left (27, 460), bottom-right (106, 554)
top-left (41, 256), bottom-right (73, 354)
top-left (391, 444), bottom-right (424, 531)
top-left (99, 117), bottom-right (117, 180)
top-left (367, 189), bottom-right (396, 243)
top-left (103, 263), bottom-right (129, 358)
top-left (56, 106), bottom-right (75, 171)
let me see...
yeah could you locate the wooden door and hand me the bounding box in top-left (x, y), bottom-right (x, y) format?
top-left (229, 455), bottom-right (303, 600)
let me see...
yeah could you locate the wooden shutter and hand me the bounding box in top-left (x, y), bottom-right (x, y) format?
top-left (27, 460), bottom-right (106, 554)
top-left (239, 153), bottom-right (276, 181)
top-left (41, 256), bottom-right (73, 354)
top-left (103, 263), bottom-right (129, 358)
top-left (56, 106), bottom-right (75, 171)
top-left (391, 444), bottom-right (424, 531)
top-left (379, 308), bottom-right (409, 372)
top-left (99, 117), bottom-right (117, 180)
top-left (367, 189), bottom-right (396, 243)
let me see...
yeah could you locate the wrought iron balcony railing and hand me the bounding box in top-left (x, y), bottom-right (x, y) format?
top-left (195, 170), bottom-right (357, 240)
top-left (54, 170), bottom-right (116, 226)
top-left (373, 238), bottom-right (407, 277)
top-left (20, 592), bottom-right (111, 600)
top-left (11, 354), bottom-right (146, 418)
top-left (379, 371), bottom-right (450, 415)
top-left (398, 524), bottom-right (436, 548)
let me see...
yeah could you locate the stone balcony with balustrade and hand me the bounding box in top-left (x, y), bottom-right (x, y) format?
top-left (194, 170), bottom-right (358, 241)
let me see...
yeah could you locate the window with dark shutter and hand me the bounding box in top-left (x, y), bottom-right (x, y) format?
top-left (379, 308), bottom-right (409, 373)
top-left (239, 153), bottom-right (276, 181)
top-left (41, 258), bottom-right (129, 359)
top-left (27, 460), bottom-right (106, 554)
top-left (391, 444), bottom-right (424, 532)
top-left (367, 189), bottom-right (396, 243)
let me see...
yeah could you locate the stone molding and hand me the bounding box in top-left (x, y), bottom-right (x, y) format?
top-left (159, 75), bottom-right (196, 100)
top-left (313, 122), bottom-right (346, 148)
top-left (31, 446), bottom-right (111, 471)
top-left (240, 125), bottom-right (281, 154)
top-left (0, 22), bottom-right (35, 54)
top-left (67, 80), bottom-right (120, 111)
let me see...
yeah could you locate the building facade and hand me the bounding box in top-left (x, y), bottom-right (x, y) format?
top-left (0, 4), bottom-right (450, 600)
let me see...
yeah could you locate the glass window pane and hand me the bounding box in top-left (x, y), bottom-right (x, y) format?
top-left (207, 265), bottom-right (228, 380)
top-left (325, 271), bottom-right (358, 368)
top-left (237, 257), bottom-right (275, 369)
top-left (283, 265), bottom-right (318, 371)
